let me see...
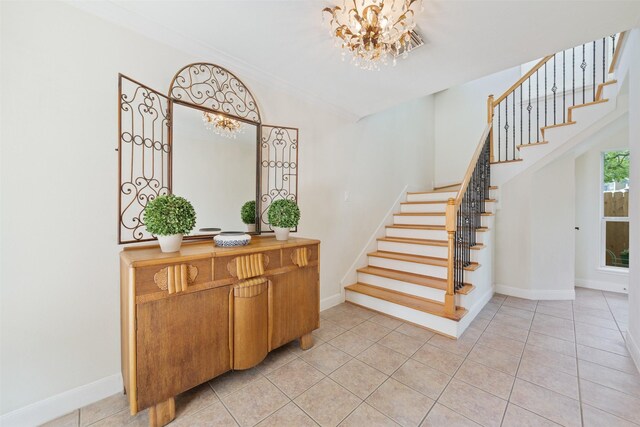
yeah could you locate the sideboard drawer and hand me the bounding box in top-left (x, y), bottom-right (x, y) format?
top-left (213, 250), bottom-right (281, 281)
top-left (282, 245), bottom-right (318, 268)
top-left (135, 258), bottom-right (212, 297)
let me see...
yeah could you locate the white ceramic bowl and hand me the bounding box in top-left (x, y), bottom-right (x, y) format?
top-left (213, 232), bottom-right (251, 247)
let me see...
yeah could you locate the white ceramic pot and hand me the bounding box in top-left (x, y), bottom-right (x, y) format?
top-left (246, 223), bottom-right (256, 233)
top-left (157, 234), bottom-right (183, 253)
top-left (273, 226), bottom-right (290, 241)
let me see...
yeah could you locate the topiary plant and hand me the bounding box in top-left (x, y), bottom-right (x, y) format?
top-left (267, 199), bottom-right (300, 229)
top-left (144, 194), bottom-right (196, 236)
top-left (241, 200), bottom-right (256, 225)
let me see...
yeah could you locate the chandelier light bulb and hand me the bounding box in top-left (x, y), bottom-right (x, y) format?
top-left (202, 112), bottom-right (244, 139)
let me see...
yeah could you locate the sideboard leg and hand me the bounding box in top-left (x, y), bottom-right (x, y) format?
top-left (299, 333), bottom-right (314, 350)
top-left (149, 397), bottom-right (175, 427)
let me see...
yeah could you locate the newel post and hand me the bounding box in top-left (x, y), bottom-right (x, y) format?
top-left (445, 198), bottom-right (457, 317)
top-left (487, 94), bottom-right (494, 163)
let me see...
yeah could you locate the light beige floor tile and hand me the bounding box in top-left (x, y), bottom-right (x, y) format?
top-left (171, 401), bottom-right (237, 427)
top-left (532, 313), bottom-right (574, 331)
top-left (427, 334), bottom-right (476, 356)
top-left (41, 411), bottom-right (79, 427)
top-left (395, 323), bottom-right (435, 343)
top-left (378, 331), bottom-right (424, 356)
top-left (522, 344), bottom-right (577, 376)
top-left (580, 378), bottom-right (640, 424)
top-left (574, 306), bottom-right (615, 321)
top-left (174, 382), bottom-right (219, 418)
top-left (392, 359), bottom-right (450, 400)
top-left (369, 314), bottom-right (404, 330)
top-left (576, 333), bottom-right (629, 356)
top-left (341, 303), bottom-right (377, 320)
top-left (577, 344), bottom-right (639, 376)
top-left (510, 379), bottom-right (581, 427)
top-left (209, 367), bottom-right (263, 398)
top-left (350, 321), bottom-right (393, 341)
top-left (339, 403), bottom-right (399, 427)
top-left (503, 296), bottom-right (538, 312)
top-left (412, 343), bottom-right (464, 376)
top-left (582, 403), bottom-right (638, 427)
top-left (575, 322), bottom-right (624, 341)
top-left (477, 331), bottom-right (525, 358)
top-left (301, 343), bottom-right (352, 375)
top-left (460, 324), bottom-right (484, 342)
top-left (330, 359), bottom-right (388, 399)
top-left (438, 379), bottom-right (507, 427)
top-left (535, 304), bottom-right (574, 321)
top-left (256, 402), bottom-right (317, 427)
top-left (501, 404), bottom-right (560, 426)
top-left (221, 377), bottom-right (289, 427)
top-left (537, 300), bottom-right (573, 310)
top-left (573, 312), bottom-right (618, 330)
top-left (498, 305), bottom-right (535, 321)
top-left (420, 403), bottom-right (480, 427)
top-left (485, 321), bottom-right (529, 342)
top-left (482, 302), bottom-right (502, 315)
top-left (294, 378), bottom-right (362, 427)
top-left (491, 312), bottom-right (533, 331)
top-left (467, 344), bottom-right (521, 375)
top-left (328, 330), bottom-right (374, 357)
top-left (527, 331), bottom-right (576, 357)
top-left (266, 358), bottom-right (325, 399)
top-left (454, 359), bottom-right (515, 400)
top-left (490, 294), bottom-right (507, 304)
top-left (321, 305), bottom-right (348, 319)
top-left (324, 310), bottom-right (369, 330)
top-left (88, 408), bottom-right (147, 427)
top-left (517, 357), bottom-right (579, 399)
top-left (256, 346), bottom-right (298, 374)
top-left (282, 338), bottom-right (317, 356)
top-left (529, 322), bottom-right (576, 342)
top-left (356, 343), bottom-right (408, 375)
top-left (468, 316), bottom-right (490, 331)
top-left (80, 393), bottom-right (129, 426)
top-left (578, 359), bottom-right (640, 398)
top-left (313, 319), bottom-right (347, 342)
top-left (366, 378), bottom-right (434, 427)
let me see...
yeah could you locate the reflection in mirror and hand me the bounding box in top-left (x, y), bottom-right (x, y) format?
top-left (172, 103), bottom-right (257, 236)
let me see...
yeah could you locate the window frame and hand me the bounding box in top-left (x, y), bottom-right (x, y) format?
top-left (599, 149), bottom-right (629, 272)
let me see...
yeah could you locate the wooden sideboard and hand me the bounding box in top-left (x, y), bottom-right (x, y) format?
top-left (120, 236), bottom-right (320, 426)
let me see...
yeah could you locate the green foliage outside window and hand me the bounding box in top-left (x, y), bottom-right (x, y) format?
top-left (604, 150), bottom-right (629, 183)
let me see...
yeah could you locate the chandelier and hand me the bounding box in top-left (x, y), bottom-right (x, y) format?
top-left (202, 112), bottom-right (244, 139)
top-left (323, 0), bottom-right (424, 70)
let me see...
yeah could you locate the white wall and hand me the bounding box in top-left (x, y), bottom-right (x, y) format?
top-left (0, 0), bottom-right (436, 420)
top-left (434, 67), bottom-right (520, 186)
top-left (575, 117), bottom-right (629, 293)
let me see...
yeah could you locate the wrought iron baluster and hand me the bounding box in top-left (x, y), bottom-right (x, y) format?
top-left (498, 100), bottom-right (501, 162)
top-left (552, 54), bottom-right (557, 125)
top-left (544, 62), bottom-right (547, 127)
top-left (504, 96), bottom-right (509, 160)
top-left (582, 43), bottom-right (586, 104)
top-left (520, 84), bottom-right (523, 148)
top-left (602, 37), bottom-right (606, 84)
top-left (536, 70), bottom-right (540, 142)
top-left (563, 50), bottom-right (566, 123)
top-left (593, 41), bottom-right (596, 101)
top-left (512, 90), bottom-right (515, 157)
top-left (572, 47), bottom-right (575, 107)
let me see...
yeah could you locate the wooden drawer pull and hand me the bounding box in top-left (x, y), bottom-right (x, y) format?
top-left (291, 247), bottom-right (309, 267)
top-left (154, 264), bottom-right (198, 294)
top-left (228, 254), bottom-right (268, 279)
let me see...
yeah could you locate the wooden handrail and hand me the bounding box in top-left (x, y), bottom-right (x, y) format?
top-left (453, 124), bottom-right (492, 208)
top-left (492, 55), bottom-right (554, 106)
top-left (609, 31), bottom-right (627, 74)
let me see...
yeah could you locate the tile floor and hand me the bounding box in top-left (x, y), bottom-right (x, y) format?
top-left (44, 288), bottom-right (639, 427)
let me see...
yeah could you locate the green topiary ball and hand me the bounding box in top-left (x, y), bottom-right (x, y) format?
top-left (241, 200), bottom-right (256, 224)
top-left (267, 199), bottom-right (300, 229)
top-left (143, 194), bottom-right (196, 236)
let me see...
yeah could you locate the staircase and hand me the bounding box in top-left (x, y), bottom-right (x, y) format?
top-left (344, 32), bottom-right (628, 339)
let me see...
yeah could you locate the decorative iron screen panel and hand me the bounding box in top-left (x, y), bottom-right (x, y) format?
top-left (259, 125), bottom-right (299, 232)
top-left (118, 75), bottom-right (171, 244)
top-left (169, 63), bottom-right (261, 124)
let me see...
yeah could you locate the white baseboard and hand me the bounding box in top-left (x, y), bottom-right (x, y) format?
top-left (575, 278), bottom-right (628, 294)
top-left (339, 184), bottom-right (409, 288)
top-left (320, 293), bottom-right (343, 311)
top-left (457, 285), bottom-right (495, 334)
top-left (626, 330), bottom-right (640, 373)
top-left (0, 373), bottom-right (123, 427)
top-left (495, 284), bottom-right (575, 300)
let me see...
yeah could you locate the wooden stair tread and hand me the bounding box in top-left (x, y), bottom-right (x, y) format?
top-left (491, 158), bottom-right (523, 165)
top-left (569, 98), bottom-right (608, 111)
top-left (394, 212), bottom-right (445, 216)
top-left (517, 141), bottom-right (549, 150)
top-left (407, 189), bottom-right (458, 195)
top-left (368, 251), bottom-right (480, 271)
top-left (345, 283), bottom-right (467, 321)
top-left (401, 198), bottom-right (495, 205)
top-left (490, 186), bottom-right (498, 190)
top-left (433, 183), bottom-right (461, 191)
top-left (378, 237), bottom-right (486, 251)
top-left (357, 266), bottom-right (475, 292)
top-left (387, 224), bottom-right (445, 230)
top-left (541, 121), bottom-right (576, 131)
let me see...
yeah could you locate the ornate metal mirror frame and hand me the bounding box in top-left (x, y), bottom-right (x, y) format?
top-left (117, 63), bottom-right (298, 244)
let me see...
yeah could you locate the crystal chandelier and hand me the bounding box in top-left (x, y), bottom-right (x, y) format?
top-left (202, 112), bottom-right (244, 139)
top-left (323, 0), bottom-right (424, 70)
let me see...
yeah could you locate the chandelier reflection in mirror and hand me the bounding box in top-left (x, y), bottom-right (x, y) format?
top-left (323, 0), bottom-right (424, 70)
top-left (202, 112), bottom-right (245, 139)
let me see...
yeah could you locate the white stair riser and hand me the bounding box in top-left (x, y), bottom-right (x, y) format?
top-left (368, 256), bottom-right (446, 278)
top-left (406, 191), bottom-right (457, 202)
top-left (400, 201), bottom-right (495, 213)
top-left (378, 241), bottom-right (448, 258)
top-left (387, 227), bottom-right (487, 244)
top-left (378, 241), bottom-right (482, 261)
top-left (393, 215), bottom-right (445, 226)
top-left (345, 291), bottom-right (460, 337)
top-left (357, 272), bottom-right (445, 301)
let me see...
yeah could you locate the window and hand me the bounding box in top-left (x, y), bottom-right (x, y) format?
top-left (602, 150), bottom-right (629, 269)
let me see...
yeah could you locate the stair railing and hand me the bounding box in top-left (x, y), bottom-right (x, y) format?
top-left (444, 125), bottom-right (492, 316)
top-left (488, 33), bottom-right (623, 163)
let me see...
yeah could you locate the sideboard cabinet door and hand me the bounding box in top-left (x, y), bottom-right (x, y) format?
top-left (135, 286), bottom-right (231, 410)
top-left (269, 266), bottom-right (319, 349)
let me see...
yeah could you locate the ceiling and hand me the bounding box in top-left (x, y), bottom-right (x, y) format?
top-left (72, 0), bottom-right (640, 119)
